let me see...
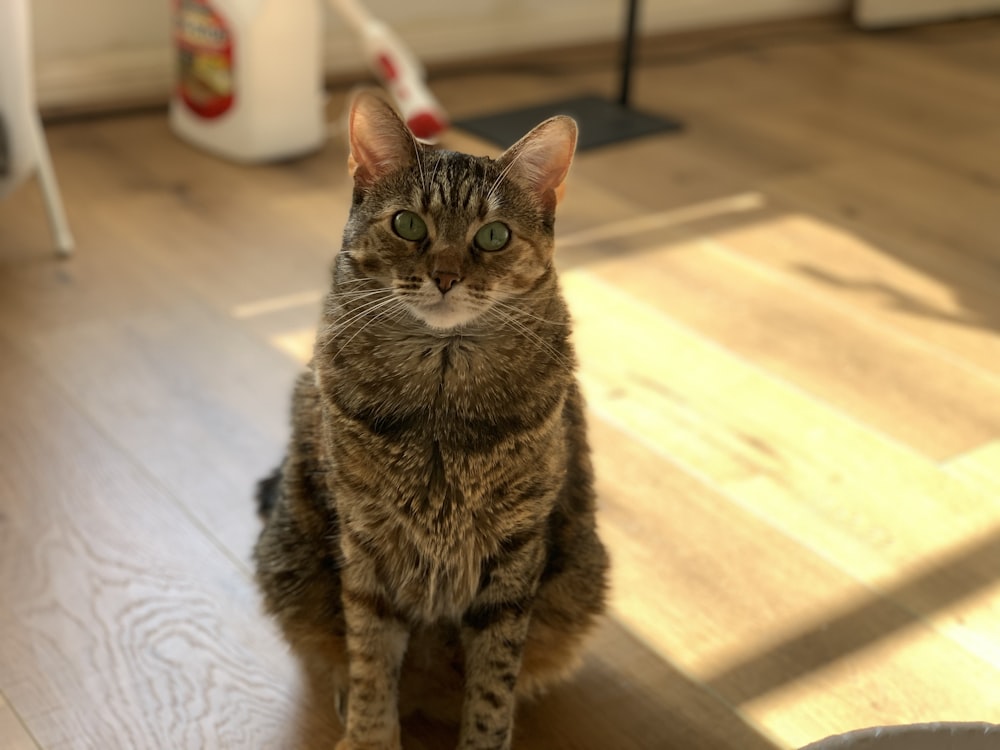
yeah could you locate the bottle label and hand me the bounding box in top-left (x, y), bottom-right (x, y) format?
top-left (174, 0), bottom-right (234, 119)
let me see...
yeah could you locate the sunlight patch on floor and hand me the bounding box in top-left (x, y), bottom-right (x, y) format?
top-left (946, 441), bottom-right (1000, 499)
top-left (740, 620), bottom-right (1000, 750)
top-left (231, 290), bottom-right (324, 319)
top-left (557, 191), bottom-right (766, 248)
top-left (270, 329), bottom-right (315, 364)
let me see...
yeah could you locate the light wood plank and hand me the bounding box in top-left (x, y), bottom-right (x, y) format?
top-left (925, 442), bottom-right (1000, 671)
top-left (592, 419), bottom-right (862, 679)
top-left (515, 619), bottom-right (784, 750)
top-left (706, 212), bottom-right (1000, 378)
top-left (761, 149), bottom-right (1000, 276)
top-left (947, 442), bottom-right (1000, 500)
top-left (0, 696), bottom-right (39, 750)
top-left (564, 270), bottom-right (1000, 653)
top-left (56, 117), bottom-right (342, 314)
top-left (14, 304), bottom-right (300, 567)
top-left (564, 267), bottom-right (1000, 572)
top-left (570, 135), bottom-right (759, 218)
top-left (588, 420), bottom-right (1000, 748)
top-left (0, 121), bottom-right (330, 568)
top-left (586, 232), bottom-right (1000, 459)
top-left (590, 417), bottom-right (996, 683)
top-left (902, 23), bottom-right (1000, 74)
top-left (742, 619), bottom-right (1000, 750)
top-left (0, 340), bottom-right (340, 749)
top-left (770, 38), bottom-right (1000, 139)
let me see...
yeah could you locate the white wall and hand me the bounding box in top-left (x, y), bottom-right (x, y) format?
top-left (31, 0), bottom-right (846, 111)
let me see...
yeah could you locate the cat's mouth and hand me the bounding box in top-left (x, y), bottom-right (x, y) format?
top-left (406, 292), bottom-right (486, 331)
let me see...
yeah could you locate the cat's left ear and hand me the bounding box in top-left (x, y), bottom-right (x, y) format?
top-left (347, 90), bottom-right (417, 187)
top-left (497, 116), bottom-right (578, 208)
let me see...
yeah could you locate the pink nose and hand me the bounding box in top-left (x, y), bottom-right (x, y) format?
top-left (433, 271), bottom-right (461, 294)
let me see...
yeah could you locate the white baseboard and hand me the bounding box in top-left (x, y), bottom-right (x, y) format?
top-left (35, 0), bottom-right (845, 112)
top-left (36, 47), bottom-right (174, 112)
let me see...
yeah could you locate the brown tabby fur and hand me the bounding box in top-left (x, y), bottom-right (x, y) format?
top-left (253, 92), bottom-right (608, 750)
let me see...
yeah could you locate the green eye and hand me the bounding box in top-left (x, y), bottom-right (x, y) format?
top-left (392, 210), bottom-right (427, 241)
top-left (474, 221), bottom-right (510, 252)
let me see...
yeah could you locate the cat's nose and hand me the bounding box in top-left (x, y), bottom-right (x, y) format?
top-left (433, 271), bottom-right (462, 294)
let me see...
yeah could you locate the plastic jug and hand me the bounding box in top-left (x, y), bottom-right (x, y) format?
top-left (170, 0), bottom-right (325, 163)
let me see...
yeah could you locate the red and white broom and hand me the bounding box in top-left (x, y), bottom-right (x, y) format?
top-left (327, 0), bottom-right (449, 141)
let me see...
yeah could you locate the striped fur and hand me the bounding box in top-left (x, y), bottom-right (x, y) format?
top-left (254, 93), bottom-right (608, 750)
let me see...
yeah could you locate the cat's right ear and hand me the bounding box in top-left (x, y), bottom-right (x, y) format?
top-left (347, 91), bottom-right (417, 187)
top-left (497, 115), bottom-right (578, 210)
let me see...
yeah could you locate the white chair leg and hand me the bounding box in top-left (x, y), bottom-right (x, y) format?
top-left (31, 114), bottom-right (74, 256)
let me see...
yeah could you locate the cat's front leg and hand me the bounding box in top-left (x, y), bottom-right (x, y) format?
top-left (458, 601), bottom-right (533, 750)
top-left (457, 532), bottom-right (547, 750)
top-left (336, 543), bottom-right (409, 750)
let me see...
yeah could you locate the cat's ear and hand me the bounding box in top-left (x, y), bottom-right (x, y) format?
top-left (497, 116), bottom-right (578, 207)
top-left (347, 91), bottom-right (417, 186)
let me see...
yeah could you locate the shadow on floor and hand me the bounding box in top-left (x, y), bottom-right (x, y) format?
top-left (279, 615), bottom-right (783, 750)
top-left (706, 526), bottom-right (1000, 705)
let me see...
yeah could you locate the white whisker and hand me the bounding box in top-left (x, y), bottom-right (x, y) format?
top-left (332, 297), bottom-right (408, 360)
top-left (489, 298), bottom-right (568, 327)
top-left (482, 307), bottom-right (571, 368)
top-left (335, 295), bottom-right (399, 329)
top-left (412, 136), bottom-right (427, 193)
top-left (429, 151), bottom-right (444, 191)
top-left (333, 290), bottom-right (398, 307)
top-left (321, 295), bottom-right (401, 351)
top-left (485, 149), bottom-right (527, 205)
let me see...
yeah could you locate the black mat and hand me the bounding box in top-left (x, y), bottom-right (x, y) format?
top-left (455, 94), bottom-right (682, 152)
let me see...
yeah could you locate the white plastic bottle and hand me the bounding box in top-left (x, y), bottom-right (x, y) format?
top-left (170, 0), bottom-right (325, 163)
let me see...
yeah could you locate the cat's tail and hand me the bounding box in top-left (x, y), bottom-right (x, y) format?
top-left (255, 464), bottom-right (283, 520)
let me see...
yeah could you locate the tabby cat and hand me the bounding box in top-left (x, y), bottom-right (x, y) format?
top-left (253, 91), bottom-right (608, 750)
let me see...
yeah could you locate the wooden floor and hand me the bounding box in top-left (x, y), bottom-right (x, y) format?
top-left (2, 15), bottom-right (1000, 750)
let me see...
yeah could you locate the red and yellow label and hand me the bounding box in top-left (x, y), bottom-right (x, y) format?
top-left (174, 0), bottom-right (234, 119)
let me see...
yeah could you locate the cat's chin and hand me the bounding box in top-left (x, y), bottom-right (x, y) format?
top-left (408, 299), bottom-right (484, 332)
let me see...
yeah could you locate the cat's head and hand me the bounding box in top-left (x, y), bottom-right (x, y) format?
top-left (339, 91), bottom-right (577, 331)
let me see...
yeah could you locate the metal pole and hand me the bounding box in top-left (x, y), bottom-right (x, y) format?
top-left (618, 0), bottom-right (639, 107)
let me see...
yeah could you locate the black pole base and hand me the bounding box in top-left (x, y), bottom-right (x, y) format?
top-left (454, 94), bottom-right (682, 152)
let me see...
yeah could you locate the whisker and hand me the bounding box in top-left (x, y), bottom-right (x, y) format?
top-left (333, 289), bottom-right (397, 305)
top-left (322, 295), bottom-right (402, 349)
top-left (327, 293), bottom-right (395, 324)
top-left (331, 278), bottom-right (379, 295)
top-left (429, 150), bottom-right (444, 190)
top-left (321, 306), bottom-right (396, 357)
top-left (411, 136), bottom-right (427, 193)
top-left (332, 297), bottom-right (408, 360)
top-left (334, 294), bottom-right (400, 328)
top-left (482, 307), bottom-right (571, 368)
top-left (485, 148), bottom-right (527, 205)
top-left (490, 298), bottom-right (569, 327)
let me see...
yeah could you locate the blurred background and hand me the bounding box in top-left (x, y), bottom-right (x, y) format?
top-left (26, 0), bottom-right (1000, 113)
top-left (2, 1), bottom-right (999, 749)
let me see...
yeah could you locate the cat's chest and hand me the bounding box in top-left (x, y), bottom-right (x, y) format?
top-left (341, 430), bottom-right (523, 623)
top-left (324, 338), bottom-right (558, 620)
top-left (342, 339), bottom-right (525, 442)
top-left (387, 530), bottom-right (485, 623)
top-left (375, 334), bottom-right (516, 399)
